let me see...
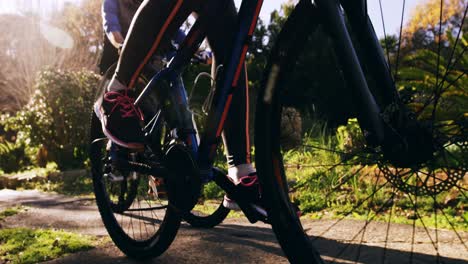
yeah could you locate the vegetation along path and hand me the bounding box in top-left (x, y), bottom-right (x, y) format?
top-left (0, 189), bottom-right (466, 263)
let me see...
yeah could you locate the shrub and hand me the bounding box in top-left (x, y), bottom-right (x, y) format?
top-left (0, 141), bottom-right (31, 173)
top-left (280, 107), bottom-right (303, 150)
top-left (336, 118), bottom-right (365, 153)
top-left (202, 181), bottom-right (224, 199)
top-left (3, 69), bottom-right (99, 170)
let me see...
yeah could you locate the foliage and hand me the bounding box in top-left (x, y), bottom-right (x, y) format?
top-left (336, 118), bottom-right (366, 155)
top-left (3, 69), bottom-right (99, 170)
top-left (54, 0), bottom-right (103, 69)
top-left (0, 228), bottom-right (94, 264)
top-left (202, 181), bottom-right (225, 200)
top-left (0, 141), bottom-right (32, 173)
top-left (403, 0), bottom-right (466, 49)
top-left (397, 33), bottom-right (467, 122)
top-left (0, 0), bottom-right (102, 113)
top-left (0, 14), bottom-right (60, 113)
top-left (15, 168), bottom-right (93, 197)
top-left (0, 207), bottom-right (22, 221)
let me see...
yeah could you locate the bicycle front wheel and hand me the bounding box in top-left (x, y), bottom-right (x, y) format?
top-left (256, 0), bottom-right (467, 264)
top-left (255, 1), bottom-right (324, 263)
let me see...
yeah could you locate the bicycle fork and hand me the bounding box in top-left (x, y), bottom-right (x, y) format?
top-left (315, 0), bottom-right (386, 145)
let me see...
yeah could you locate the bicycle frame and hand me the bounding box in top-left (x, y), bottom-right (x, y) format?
top-left (133, 0), bottom-right (402, 218)
top-left (136, 0), bottom-right (264, 174)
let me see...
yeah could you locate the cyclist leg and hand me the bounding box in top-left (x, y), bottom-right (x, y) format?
top-left (96, 0), bottom-right (195, 149)
top-left (201, 1), bottom-right (259, 209)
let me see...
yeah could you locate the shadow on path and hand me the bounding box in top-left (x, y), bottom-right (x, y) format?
top-left (1, 190), bottom-right (466, 263)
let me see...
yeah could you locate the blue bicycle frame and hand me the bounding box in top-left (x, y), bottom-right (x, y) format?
top-left (134, 0), bottom-right (264, 220)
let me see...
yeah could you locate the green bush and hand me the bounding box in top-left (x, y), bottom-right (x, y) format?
top-left (336, 118), bottom-right (365, 154)
top-left (3, 69), bottom-right (99, 170)
top-left (0, 141), bottom-right (32, 173)
top-left (202, 181), bottom-right (224, 199)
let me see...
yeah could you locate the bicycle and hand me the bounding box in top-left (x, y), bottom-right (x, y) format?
top-left (255, 0), bottom-right (466, 263)
top-left (90, 0), bottom-right (271, 260)
top-left (89, 0), bottom-right (466, 263)
top-left (95, 58), bottom-right (231, 229)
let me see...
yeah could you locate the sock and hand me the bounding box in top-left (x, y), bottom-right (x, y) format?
top-left (107, 75), bottom-right (127, 92)
top-left (228, 164), bottom-right (256, 184)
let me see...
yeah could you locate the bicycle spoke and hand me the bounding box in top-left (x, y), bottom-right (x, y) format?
top-left (416, 67), bottom-right (466, 118)
top-left (435, 0), bottom-right (444, 89)
top-left (144, 196), bottom-right (159, 233)
top-left (137, 196), bottom-right (143, 240)
top-left (354, 210), bottom-right (371, 263)
top-left (437, 4), bottom-right (468, 91)
top-left (328, 166), bottom-right (366, 197)
top-left (141, 197), bottom-right (150, 240)
top-left (129, 199), bottom-right (136, 240)
top-left (355, 170), bottom-right (382, 263)
top-left (394, 0), bottom-right (406, 82)
top-left (409, 194), bottom-right (417, 264)
top-left (432, 176), bottom-right (440, 264)
top-left (416, 169), bottom-right (448, 185)
top-left (441, 70), bottom-right (466, 93)
top-left (302, 144), bottom-right (362, 156)
top-left (382, 187), bottom-right (395, 264)
top-left (332, 190), bottom-right (397, 262)
top-left (315, 179), bottom-right (389, 239)
top-left (410, 174), bottom-right (439, 253)
top-left (429, 191), bottom-right (468, 251)
top-left (429, 0), bottom-right (446, 126)
top-left (379, 0), bottom-right (393, 77)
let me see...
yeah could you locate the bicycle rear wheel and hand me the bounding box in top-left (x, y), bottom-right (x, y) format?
top-left (90, 66), bottom-right (181, 259)
top-left (90, 111), bottom-right (180, 259)
top-left (256, 0), bottom-right (466, 263)
top-left (184, 184), bottom-right (230, 228)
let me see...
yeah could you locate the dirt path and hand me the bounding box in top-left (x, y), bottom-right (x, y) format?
top-left (1, 189), bottom-right (466, 264)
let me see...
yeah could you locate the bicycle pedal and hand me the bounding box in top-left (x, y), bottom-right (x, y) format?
top-left (213, 169), bottom-right (267, 224)
top-left (104, 172), bottom-right (125, 182)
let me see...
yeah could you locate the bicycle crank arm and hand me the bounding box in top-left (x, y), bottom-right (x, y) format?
top-left (213, 169), bottom-right (268, 224)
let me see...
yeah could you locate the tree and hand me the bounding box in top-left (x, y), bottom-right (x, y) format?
top-left (0, 0), bottom-right (103, 113)
top-left (403, 0), bottom-right (466, 50)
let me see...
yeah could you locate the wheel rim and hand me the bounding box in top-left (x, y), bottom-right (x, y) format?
top-left (93, 138), bottom-right (171, 242)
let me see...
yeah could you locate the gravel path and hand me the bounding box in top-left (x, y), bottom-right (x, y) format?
top-left (1, 189), bottom-right (466, 264)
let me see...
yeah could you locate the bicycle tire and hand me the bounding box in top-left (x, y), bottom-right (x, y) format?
top-left (255, 1), bottom-right (324, 263)
top-left (184, 201), bottom-right (230, 228)
top-left (90, 111), bottom-right (181, 259)
top-left (90, 64), bottom-right (182, 259)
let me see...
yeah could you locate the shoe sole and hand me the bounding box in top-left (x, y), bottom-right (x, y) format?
top-left (223, 195), bottom-right (241, 211)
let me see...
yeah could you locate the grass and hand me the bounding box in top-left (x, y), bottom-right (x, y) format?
top-left (0, 228), bottom-right (95, 264)
top-left (10, 163), bottom-right (94, 197)
top-left (280, 118), bottom-right (468, 231)
top-left (191, 200), bottom-right (245, 218)
top-left (0, 207), bottom-right (23, 221)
